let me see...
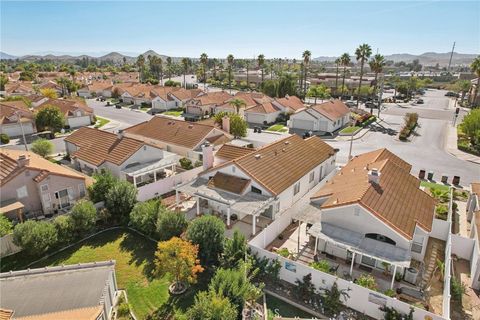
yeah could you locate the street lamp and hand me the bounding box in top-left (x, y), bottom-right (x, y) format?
top-left (347, 117), bottom-right (355, 161)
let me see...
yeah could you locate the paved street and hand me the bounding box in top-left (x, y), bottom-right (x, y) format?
top-left (327, 90), bottom-right (479, 185)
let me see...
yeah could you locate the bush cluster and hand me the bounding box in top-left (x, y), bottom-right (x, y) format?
top-left (399, 112), bottom-right (418, 141)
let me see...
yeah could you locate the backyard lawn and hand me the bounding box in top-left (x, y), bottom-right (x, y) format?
top-left (267, 124), bottom-right (289, 133)
top-left (339, 126), bottom-right (361, 135)
top-left (162, 110), bottom-right (184, 117)
top-left (2, 229), bottom-right (169, 319)
top-left (94, 116), bottom-right (110, 128)
top-left (420, 181), bottom-right (450, 192)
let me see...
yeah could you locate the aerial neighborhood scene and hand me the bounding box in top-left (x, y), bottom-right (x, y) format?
top-left (1, 1), bottom-right (480, 319)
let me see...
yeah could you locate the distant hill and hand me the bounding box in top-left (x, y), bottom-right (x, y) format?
top-left (313, 52), bottom-right (477, 66)
top-left (0, 52), bottom-right (17, 60)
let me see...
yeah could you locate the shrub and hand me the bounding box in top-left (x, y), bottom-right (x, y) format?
top-left (356, 274), bottom-right (377, 291)
top-left (309, 260), bottom-right (331, 273)
top-left (31, 138), bottom-right (54, 158)
top-left (179, 157), bottom-right (193, 170)
top-left (105, 180), bottom-right (137, 224)
top-left (451, 277), bottom-right (465, 301)
top-left (277, 247), bottom-right (290, 258)
top-left (383, 289), bottom-right (396, 297)
top-left (186, 290), bottom-right (238, 320)
top-left (186, 215), bottom-right (225, 264)
top-left (129, 200), bottom-right (160, 237)
top-left (0, 216), bottom-right (13, 237)
top-left (53, 215), bottom-right (75, 243)
top-left (13, 220), bottom-right (58, 255)
top-left (88, 170), bottom-right (118, 204)
top-left (194, 160), bottom-right (203, 168)
top-left (156, 207), bottom-right (188, 241)
top-left (69, 200), bottom-right (97, 236)
top-left (0, 133), bottom-right (10, 144)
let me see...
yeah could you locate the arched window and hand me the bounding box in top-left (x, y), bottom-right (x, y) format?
top-left (365, 233), bottom-right (396, 246)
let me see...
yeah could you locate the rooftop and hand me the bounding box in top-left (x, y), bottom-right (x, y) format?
top-left (310, 99), bottom-right (350, 120)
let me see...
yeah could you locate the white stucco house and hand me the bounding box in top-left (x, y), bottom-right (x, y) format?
top-left (77, 81), bottom-right (113, 98)
top-left (244, 102), bottom-right (282, 125)
top-left (152, 88), bottom-right (203, 112)
top-left (177, 135), bottom-right (337, 235)
top-left (289, 99), bottom-right (350, 133)
top-left (0, 100), bottom-right (36, 137)
top-left (35, 98), bottom-right (95, 129)
top-left (306, 148), bottom-right (436, 281)
top-left (65, 127), bottom-right (179, 187)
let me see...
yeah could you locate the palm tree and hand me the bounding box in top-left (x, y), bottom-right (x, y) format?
top-left (245, 59), bottom-right (250, 91)
top-left (307, 84), bottom-right (331, 104)
top-left (212, 58), bottom-right (218, 80)
top-left (355, 44), bottom-right (372, 107)
top-left (229, 98), bottom-right (247, 114)
top-left (340, 53), bottom-right (351, 99)
top-left (335, 58), bottom-right (341, 95)
top-left (470, 56), bottom-right (480, 106)
top-left (257, 54), bottom-right (265, 84)
top-left (166, 57), bottom-right (173, 80)
top-left (136, 55), bottom-right (145, 82)
top-left (302, 50), bottom-right (312, 95)
top-left (182, 58), bottom-right (190, 89)
top-left (369, 54), bottom-right (386, 96)
top-left (227, 54), bottom-right (234, 93)
top-left (200, 53), bottom-right (208, 91)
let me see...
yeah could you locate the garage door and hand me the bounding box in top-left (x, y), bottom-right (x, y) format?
top-left (292, 119), bottom-right (315, 130)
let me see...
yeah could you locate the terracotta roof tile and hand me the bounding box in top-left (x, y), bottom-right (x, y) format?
top-left (275, 95), bottom-right (304, 111)
top-left (36, 98), bottom-right (93, 116)
top-left (0, 101), bottom-right (33, 125)
top-left (310, 99), bottom-right (350, 121)
top-left (0, 308), bottom-right (13, 320)
top-left (207, 172), bottom-right (250, 194)
top-left (311, 148), bottom-right (434, 239)
top-left (245, 102), bottom-right (280, 114)
top-left (188, 91), bottom-right (232, 106)
top-left (215, 144), bottom-right (255, 161)
top-left (15, 306), bottom-right (102, 320)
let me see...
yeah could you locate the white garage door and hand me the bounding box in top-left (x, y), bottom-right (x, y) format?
top-left (292, 119), bottom-right (315, 130)
top-left (318, 119), bottom-right (329, 132)
top-left (1, 123), bottom-right (35, 137)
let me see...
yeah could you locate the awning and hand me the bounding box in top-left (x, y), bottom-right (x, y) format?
top-left (122, 156), bottom-right (178, 176)
top-left (308, 222), bottom-right (411, 267)
top-left (0, 199), bottom-right (24, 213)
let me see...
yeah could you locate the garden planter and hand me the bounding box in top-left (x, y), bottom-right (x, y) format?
top-left (169, 281), bottom-right (187, 295)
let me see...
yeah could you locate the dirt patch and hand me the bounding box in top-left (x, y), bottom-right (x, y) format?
top-left (451, 259), bottom-right (477, 320)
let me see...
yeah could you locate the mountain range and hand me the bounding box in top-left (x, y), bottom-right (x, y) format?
top-left (0, 50), bottom-right (477, 66)
top-left (313, 52), bottom-right (477, 66)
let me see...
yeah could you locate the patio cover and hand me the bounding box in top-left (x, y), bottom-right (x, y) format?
top-left (308, 222), bottom-right (411, 267)
top-left (177, 177), bottom-right (274, 216)
top-left (122, 156), bottom-right (178, 176)
top-left (0, 200), bottom-right (24, 213)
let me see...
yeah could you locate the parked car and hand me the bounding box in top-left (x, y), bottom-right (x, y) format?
top-left (445, 92), bottom-right (459, 98)
top-left (115, 104), bottom-right (122, 109)
top-left (416, 99), bottom-right (424, 104)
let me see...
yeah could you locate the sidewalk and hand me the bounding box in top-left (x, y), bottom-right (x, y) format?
top-left (333, 127), bottom-right (370, 141)
top-left (445, 125), bottom-right (480, 165)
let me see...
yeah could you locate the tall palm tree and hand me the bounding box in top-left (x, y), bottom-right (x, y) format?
top-left (257, 54), bottom-right (265, 84)
top-left (355, 44), bottom-right (372, 107)
top-left (302, 50), bottom-right (312, 96)
top-left (369, 54), bottom-right (386, 96)
top-left (166, 57), bottom-right (173, 80)
top-left (470, 56), bottom-right (480, 106)
top-left (227, 54), bottom-right (234, 93)
top-left (136, 55), bottom-right (145, 82)
top-left (212, 58), bottom-right (218, 80)
top-left (245, 59), bottom-right (250, 90)
top-left (335, 57), bottom-right (341, 95)
top-left (229, 98), bottom-right (247, 114)
top-left (200, 53), bottom-right (208, 91)
top-left (181, 58), bottom-right (190, 89)
top-left (340, 53), bottom-right (351, 99)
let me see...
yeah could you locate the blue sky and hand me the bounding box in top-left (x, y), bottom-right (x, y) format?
top-left (1, 1), bottom-right (479, 58)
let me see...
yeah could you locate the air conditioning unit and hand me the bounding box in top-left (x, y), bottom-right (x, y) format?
top-left (404, 267), bottom-right (419, 284)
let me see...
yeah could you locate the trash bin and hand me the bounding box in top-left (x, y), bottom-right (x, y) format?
top-left (427, 171), bottom-right (434, 181)
top-left (452, 176), bottom-right (460, 186)
top-left (441, 175), bottom-right (448, 184)
top-left (419, 170), bottom-right (426, 180)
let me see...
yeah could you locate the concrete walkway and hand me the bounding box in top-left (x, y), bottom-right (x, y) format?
top-left (445, 125), bottom-right (480, 165)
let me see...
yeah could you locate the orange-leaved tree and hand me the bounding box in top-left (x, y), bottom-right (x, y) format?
top-left (155, 237), bottom-right (204, 293)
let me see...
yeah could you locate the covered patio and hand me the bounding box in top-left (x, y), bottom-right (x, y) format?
top-left (123, 156), bottom-right (178, 188)
top-left (0, 199), bottom-right (24, 223)
top-left (176, 177), bottom-right (275, 236)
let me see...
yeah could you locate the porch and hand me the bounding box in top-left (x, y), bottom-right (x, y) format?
top-left (123, 156), bottom-right (179, 188)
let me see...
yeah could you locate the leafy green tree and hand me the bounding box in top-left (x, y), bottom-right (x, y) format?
top-left (228, 98), bottom-right (246, 114)
top-left (295, 273), bottom-right (316, 300)
top-left (452, 79), bottom-right (472, 104)
top-left (470, 56), bottom-right (480, 105)
top-left (229, 114), bottom-right (247, 138)
top-left (69, 199), bottom-right (97, 235)
top-left (129, 200), bottom-right (160, 237)
top-left (166, 57), bottom-right (173, 80)
top-left (461, 109), bottom-right (480, 149)
top-left (0, 133), bottom-right (10, 144)
top-left (260, 79), bottom-right (277, 97)
top-left (53, 215), bottom-right (75, 243)
top-left (35, 105), bottom-right (65, 132)
top-left (105, 180), bottom-right (137, 224)
top-left (40, 88), bottom-right (58, 99)
top-left (0, 74), bottom-right (8, 91)
top-left (31, 138), bottom-right (54, 158)
top-left (13, 220), bottom-right (58, 255)
top-left (186, 215), bottom-right (225, 264)
top-left (277, 73), bottom-right (297, 98)
top-left (220, 229), bottom-right (246, 268)
top-left (136, 55), bottom-right (146, 82)
top-left (307, 84), bottom-right (331, 104)
top-left (156, 207), bottom-right (188, 241)
top-left (355, 43), bottom-right (372, 106)
top-left (213, 111), bottom-right (229, 126)
top-left (257, 54), bottom-right (265, 84)
top-left (0, 216), bottom-right (13, 237)
top-left (186, 291), bottom-right (238, 320)
top-left (319, 281), bottom-right (351, 316)
top-left (88, 169), bottom-right (118, 203)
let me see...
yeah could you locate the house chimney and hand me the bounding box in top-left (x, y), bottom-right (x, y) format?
top-left (17, 154), bottom-right (30, 167)
top-left (117, 129), bottom-right (124, 139)
top-left (202, 142), bottom-right (214, 170)
top-left (222, 116), bottom-right (230, 134)
top-left (368, 168), bottom-right (381, 185)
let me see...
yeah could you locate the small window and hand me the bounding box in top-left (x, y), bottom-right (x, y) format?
top-left (293, 182), bottom-right (300, 196)
top-left (17, 186), bottom-right (28, 199)
top-left (251, 186), bottom-right (262, 194)
top-left (41, 184), bottom-right (49, 192)
top-left (232, 166), bottom-right (236, 173)
top-left (309, 171), bottom-right (315, 183)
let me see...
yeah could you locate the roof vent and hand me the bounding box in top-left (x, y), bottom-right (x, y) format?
top-left (284, 141), bottom-right (290, 145)
top-left (188, 125), bottom-right (194, 129)
top-left (254, 154), bottom-right (261, 160)
top-left (368, 168), bottom-right (381, 185)
top-left (282, 148), bottom-right (286, 152)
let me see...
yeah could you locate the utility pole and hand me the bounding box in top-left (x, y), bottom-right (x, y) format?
top-left (377, 74), bottom-right (384, 118)
top-left (447, 42), bottom-right (455, 73)
top-left (15, 111), bottom-right (28, 151)
top-left (348, 118), bottom-right (355, 161)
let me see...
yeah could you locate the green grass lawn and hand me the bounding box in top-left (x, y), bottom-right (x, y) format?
top-left (266, 294), bottom-right (315, 320)
top-left (2, 229), bottom-right (169, 319)
top-left (267, 124), bottom-right (289, 133)
top-left (162, 110), bottom-right (184, 117)
top-left (420, 181), bottom-right (450, 192)
top-left (339, 126), bottom-right (361, 135)
top-left (94, 116), bottom-right (110, 128)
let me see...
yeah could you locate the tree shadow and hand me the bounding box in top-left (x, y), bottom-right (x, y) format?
top-left (119, 231), bottom-right (158, 280)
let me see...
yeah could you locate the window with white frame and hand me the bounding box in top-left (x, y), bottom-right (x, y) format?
top-left (293, 182), bottom-right (300, 196)
top-left (309, 171), bottom-right (315, 183)
top-left (16, 186), bottom-right (28, 199)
